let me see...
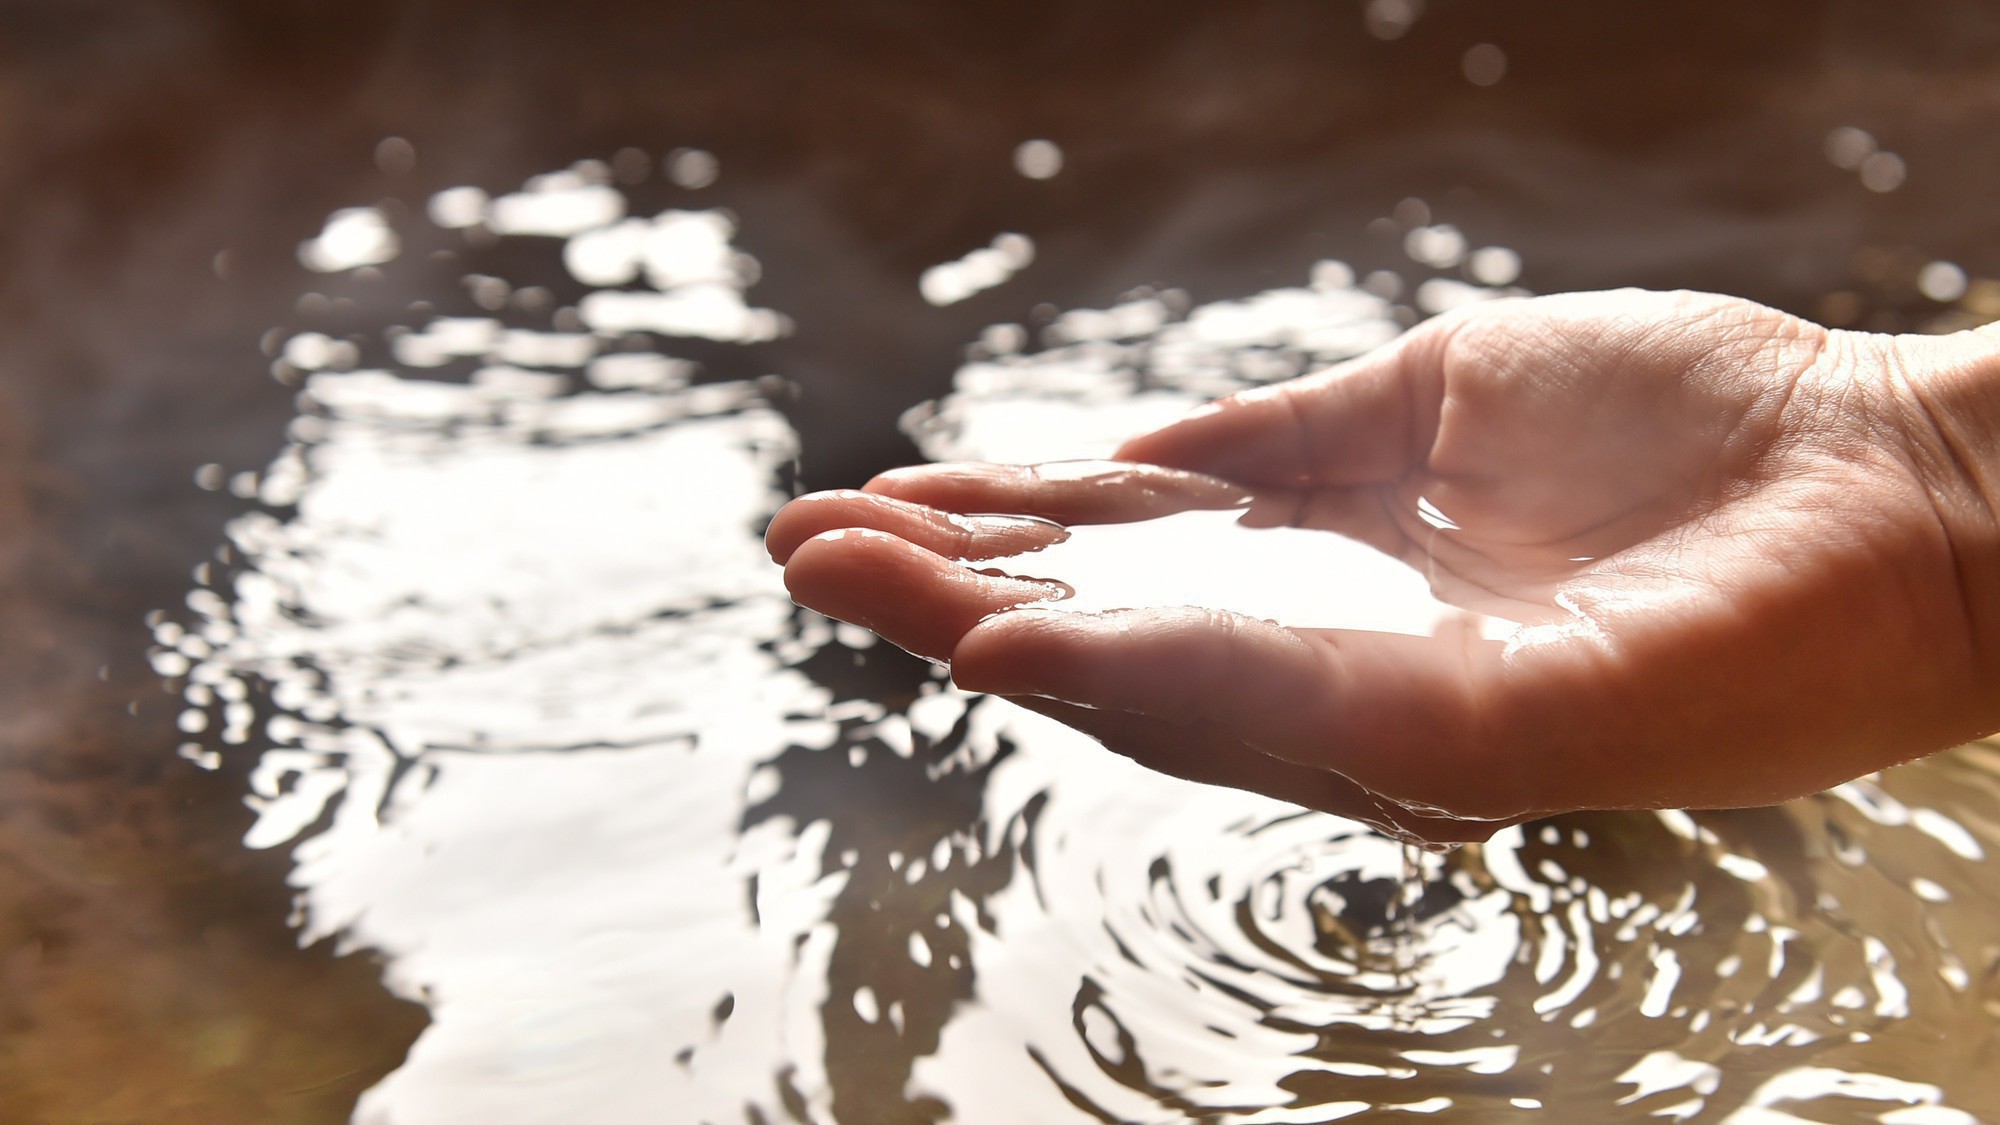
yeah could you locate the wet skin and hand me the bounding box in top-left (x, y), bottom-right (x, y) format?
top-left (770, 290), bottom-right (2000, 843)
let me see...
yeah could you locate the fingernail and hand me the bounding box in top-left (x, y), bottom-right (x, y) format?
top-left (974, 604), bottom-right (1071, 626)
top-left (1017, 577), bottom-right (1074, 601)
top-left (1030, 460), bottom-right (1255, 507)
top-left (1188, 478), bottom-right (1257, 508)
top-left (957, 513), bottom-right (1063, 533)
top-left (1029, 459), bottom-right (1130, 482)
top-left (1156, 466), bottom-right (1257, 507)
top-left (956, 513), bottom-right (1070, 541)
top-left (966, 571), bottom-right (1074, 602)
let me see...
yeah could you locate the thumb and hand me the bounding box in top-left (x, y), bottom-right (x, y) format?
top-left (1113, 316), bottom-right (1456, 488)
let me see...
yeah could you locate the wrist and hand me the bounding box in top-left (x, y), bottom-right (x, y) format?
top-left (1889, 325), bottom-right (2000, 503)
top-left (1882, 325), bottom-right (2000, 669)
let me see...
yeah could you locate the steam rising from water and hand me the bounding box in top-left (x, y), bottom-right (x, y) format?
top-left (156, 157), bottom-right (2000, 1123)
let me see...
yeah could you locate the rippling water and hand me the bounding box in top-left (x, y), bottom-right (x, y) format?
top-left (153, 156), bottom-right (2000, 1123)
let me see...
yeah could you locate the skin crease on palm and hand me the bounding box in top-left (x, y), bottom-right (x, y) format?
top-left (765, 289), bottom-right (2000, 844)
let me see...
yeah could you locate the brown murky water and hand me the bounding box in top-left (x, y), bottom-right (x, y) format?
top-left (7, 3), bottom-right (2000, 1122)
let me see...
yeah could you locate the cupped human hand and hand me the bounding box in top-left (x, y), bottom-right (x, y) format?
top-left (770, 290), bottom-right (2000, 842)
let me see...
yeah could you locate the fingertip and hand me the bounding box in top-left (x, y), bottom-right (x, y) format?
top-left (862, 464), bottom-right (939, 498)
top-left (781, 526), bottom-right (940, 646)
top-left (949, 606), bottom-right (1076, 695)
top-left (1110, 410), bottom-right (1202, 465)
top-left (862, 463), bottom-right (993, 511)
top-left (781, 526), bottom-right (892, 602)
top-left (1113, 388), bottom-right (1303, 484)
top-left (765, 490), bottom-right (868, 563)
top-left (786, 528), bottom-right (1074, 662)
top-left (764, 502), bottom-right (803, 563)
top-left (1119, 338), bottom-right (1439, 487)
top-left (953, 512), bottom-right (1072, 557)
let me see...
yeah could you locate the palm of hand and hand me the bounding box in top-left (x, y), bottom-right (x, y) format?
top-left (771, 290), bottom-right (1986, 842)
top-left (1244, 294), bottom-right (1868, 605)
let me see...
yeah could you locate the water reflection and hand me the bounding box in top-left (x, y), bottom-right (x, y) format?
top-left (158, 160), bottom-right (2000, 1122)
top-left (918, 729), bottom-right (1996, 1121)
top-left (188, 367), bottom-right (830, 1121)
top-left (299, 207), bottom-right (401, 273)
top-left (920, 234), bottom-right (1037, 307)
top-left (890, 264), bottom-right (1998, 1123)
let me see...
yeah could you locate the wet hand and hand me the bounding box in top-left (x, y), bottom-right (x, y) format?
top-left (769, 290), bottom-right (2000, 843)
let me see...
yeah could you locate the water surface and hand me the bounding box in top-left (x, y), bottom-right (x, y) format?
top-left (149, 160), bottom-right (2000, 1123)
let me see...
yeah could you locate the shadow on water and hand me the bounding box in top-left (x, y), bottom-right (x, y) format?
top-left (6, 1), bottom-right (2000, 1121)
top-left (743, 662), bottom-right (1040, 1125)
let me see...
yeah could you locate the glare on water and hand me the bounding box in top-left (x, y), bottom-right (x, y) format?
top-left (157, 155), bottom-right (2000, 1124)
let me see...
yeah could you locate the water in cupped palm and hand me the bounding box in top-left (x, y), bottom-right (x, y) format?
top-left (155, 157), bottom-right (2000, 1123)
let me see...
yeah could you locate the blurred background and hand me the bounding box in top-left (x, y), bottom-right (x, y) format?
top-left (4, 1), bottom-right (1999, 1121)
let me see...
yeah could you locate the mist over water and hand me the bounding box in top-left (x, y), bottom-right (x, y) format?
top-left (154, 159), bottom-right (2000, 1123)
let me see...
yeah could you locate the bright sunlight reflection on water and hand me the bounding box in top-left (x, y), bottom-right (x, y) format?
top-left (153, 153), bottom-right (2000, 1123)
